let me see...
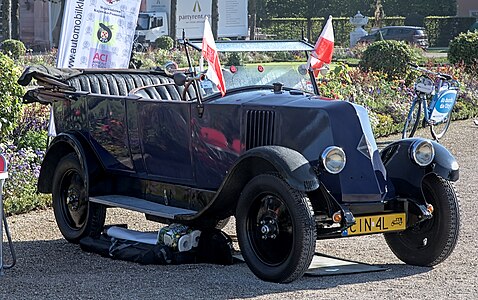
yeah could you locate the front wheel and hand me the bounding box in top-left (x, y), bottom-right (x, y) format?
top-left (402, 99), bottom-right (422, 139)
top-left (236, 174), bottom-right (316, 283)
top-left (430, 112), bottom-right (452, 140)
top-left (384, 175), bottom-right (460, 266)
top-left (52, 153), bottom-right (106, 243)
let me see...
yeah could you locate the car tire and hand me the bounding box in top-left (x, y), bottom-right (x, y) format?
top-left (236, 174), bottom-right (316, 283)
top-left (384, 175), bottom-right (460, 266)
top-left (52, 153), bottom-right (106, 243)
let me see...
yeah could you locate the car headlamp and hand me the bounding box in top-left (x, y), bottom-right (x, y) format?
top-left (410, 140), bottom-right (435, 166)
top-left (321, 146), bottom-right (346, 174)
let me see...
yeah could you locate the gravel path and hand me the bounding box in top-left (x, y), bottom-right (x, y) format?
top-left (1, 119), bottom-right (477, 299)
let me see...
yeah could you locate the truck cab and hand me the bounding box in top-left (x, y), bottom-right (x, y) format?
top-left (136, 12), bottom-right (169, 46)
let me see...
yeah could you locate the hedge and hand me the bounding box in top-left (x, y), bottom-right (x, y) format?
top-left (258, 17), bottom-right (405, 46)
top-left (424, 16), bottom-right (477, 47)
top-left (258, 16), bottom-right (477, 48)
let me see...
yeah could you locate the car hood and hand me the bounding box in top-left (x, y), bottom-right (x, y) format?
top-left (210, 89), bottom-right (389, 202)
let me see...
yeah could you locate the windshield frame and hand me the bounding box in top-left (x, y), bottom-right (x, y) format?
top-left (184, 39), bottom-right (319, 96)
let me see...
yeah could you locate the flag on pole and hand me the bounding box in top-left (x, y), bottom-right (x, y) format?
top-left (307, 16), bottom-right (334, 76)
top-left (202, 17), bottom-right (226, 96)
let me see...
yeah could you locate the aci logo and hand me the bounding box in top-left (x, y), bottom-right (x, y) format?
top-left (193, 0), bottom-right (201, 12)
top-left (97, 23), bottom-right (113, 43)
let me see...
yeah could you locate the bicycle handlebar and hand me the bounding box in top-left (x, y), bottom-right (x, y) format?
top-left (408, 62), bottom-right (453, 81)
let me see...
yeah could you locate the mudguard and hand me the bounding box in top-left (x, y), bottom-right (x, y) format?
top-left (38, 133), bottom-right (101, 193)
top-left (236, 146), bottom-right (320, 192)
top-left (380, 138), bottom-right (459, 199)
top-left (179, 145), bottom-right (319, 222)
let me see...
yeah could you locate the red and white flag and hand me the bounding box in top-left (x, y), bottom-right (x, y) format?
top-left (202, 17), bottom-right (226, 96)
top-left (307, 15), bottom-right (334, 76)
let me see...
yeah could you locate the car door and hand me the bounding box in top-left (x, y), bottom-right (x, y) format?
top-left (136, 99), bottom-right (194, 185)
top-left (88, 95), bottom-right (135, 172)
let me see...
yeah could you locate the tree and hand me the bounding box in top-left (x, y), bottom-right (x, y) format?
top-left (2, 0), bottom-right (12, 40)
top-left (212, 0), bottom-right (218, 39)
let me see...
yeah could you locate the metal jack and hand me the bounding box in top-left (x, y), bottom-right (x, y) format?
top-left (0, 154), bottom-right (15, 276)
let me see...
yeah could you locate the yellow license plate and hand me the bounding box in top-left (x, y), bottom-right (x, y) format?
top-left (343, 213), bottom-right (406, 236)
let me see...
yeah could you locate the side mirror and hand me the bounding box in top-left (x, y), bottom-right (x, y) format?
top-left (173, 73), bottom-right (187, 86)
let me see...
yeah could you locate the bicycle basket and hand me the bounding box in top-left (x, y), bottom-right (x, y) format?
top-left (415, 76), bottom-right (434, 94)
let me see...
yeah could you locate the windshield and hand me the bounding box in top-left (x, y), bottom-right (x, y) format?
top-left (200, 62), bottom-right (314, 96)
top-left (136, 15), bottom-right (150, 30)
top-left (189, 40), bottom-right (316, 97)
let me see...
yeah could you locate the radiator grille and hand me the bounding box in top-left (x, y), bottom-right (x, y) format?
top-left (246, 110), bottom-right (275, 150)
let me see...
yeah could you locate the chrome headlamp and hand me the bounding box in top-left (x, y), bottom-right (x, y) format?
top-left (410, 140), bottom-right (435, 166)
top-left (321, 146), bottom-right (346, 174)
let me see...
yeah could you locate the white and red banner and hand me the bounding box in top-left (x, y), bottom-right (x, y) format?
top-left (56, 0), bottom-right (141, 69)
top-left (307, 15), bottom-right (334, 76)
top-left (202, 17), bottom-right (226, 96)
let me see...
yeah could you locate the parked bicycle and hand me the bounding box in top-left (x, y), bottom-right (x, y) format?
top-left (402, 63), bottom-right (459, 140)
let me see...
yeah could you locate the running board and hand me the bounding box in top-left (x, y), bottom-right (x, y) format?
top-left (89, 195), bottom-right (197, 219)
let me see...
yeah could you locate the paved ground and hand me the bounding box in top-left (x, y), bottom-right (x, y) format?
top-left (1, 119), bottom-right (477, 299)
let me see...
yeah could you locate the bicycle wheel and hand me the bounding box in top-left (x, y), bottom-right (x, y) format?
top-left (430, 112), bottom-right (452, 140)
top-left (402, 99), bottom-right (422, 139)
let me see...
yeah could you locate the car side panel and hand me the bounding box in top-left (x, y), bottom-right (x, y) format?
top-left (192, 102), bottom-right (242, 189)
top-left (137, 100), bottom-right (194, 184)
top-left (87, 95), bottom-right (134, 172)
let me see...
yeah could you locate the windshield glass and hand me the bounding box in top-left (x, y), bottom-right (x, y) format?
top-left (189, 40), bottom-right (316, 97)
top-left (200, 61), bottom-right (314, 97)
top-left (136, 15), bottom-right (149, 30)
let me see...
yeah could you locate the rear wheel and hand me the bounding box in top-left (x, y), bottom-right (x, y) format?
top-left (402, 99), bottom-right (421, 139)
top-left (236, 174), bottom-right (316, 283)
top-left (52, 153), bottom-right (106, 243)
top-left (384, 175), bottom-right (460, 266)
top-left (430, 112), bottom-right (452, 140)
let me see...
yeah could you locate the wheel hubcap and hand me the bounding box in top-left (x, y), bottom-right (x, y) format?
top-left (61, 172), bottom-right (88, 229)
top-left (247, 195), bottom-right (293, 266)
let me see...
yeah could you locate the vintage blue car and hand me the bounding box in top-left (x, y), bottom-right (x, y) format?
top-left (19, 40), bottom-right (460, 283)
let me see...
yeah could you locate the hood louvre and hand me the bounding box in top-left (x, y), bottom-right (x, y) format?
top-left (246, 110), bottom-right (275, 150)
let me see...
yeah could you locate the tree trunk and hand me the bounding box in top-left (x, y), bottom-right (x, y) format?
top-left (11, 0), bottom-right (18, 39)
top-left (2, 0), bottom-right (12, 40)
top-left (211, 0), bottom-right (218, 39)
top-left (170, 0), bottom-right (177, 39)
top-left (249, 0), bottom-right (256, 40)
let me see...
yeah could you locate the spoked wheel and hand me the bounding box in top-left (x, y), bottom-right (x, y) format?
top-left (402, 99), bottom-right (422, 139)
top-left (236, 174), bottom-right (316, 283)
top-left (430, 112), bottom-right (452, 140)
top-left (384, 175), bottom-right (460, 266)
top-left (52, 153), bottom-right (106, 243)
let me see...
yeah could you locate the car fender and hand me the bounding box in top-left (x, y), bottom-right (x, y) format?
top-left (236, 146), bottom-right (320, 191)
top-left (38, 133), bottom-right (100, 193)
top-left (380, 138), bottom-right (459, 199)
top-left (184, 145), bottom-right (319, 222)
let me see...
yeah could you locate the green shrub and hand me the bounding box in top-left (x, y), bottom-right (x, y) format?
top-left (448, 31), bottom-right (478, 72)
top-left (424, 16), bottom-right (476, 47)
top-left (155, 35), bottom-right (174, 50)
top-left (1, 39), bottom-right (26, 59)
top-left (359, 40), bottom-right (420, 80)
top-left (0, 53), bottom-right (24, 139)
top-left (224, 52), bottom-right (242, 66)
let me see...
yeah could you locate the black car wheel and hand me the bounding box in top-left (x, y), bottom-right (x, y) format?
top-left (236, 174), bottom-right (316, 283)
top-left (52, 153), bottom-right (106, 243)
top-left (384, 175), bottom-right (460, 266)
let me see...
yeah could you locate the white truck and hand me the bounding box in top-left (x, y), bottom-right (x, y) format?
top-left (136, 12), bottom-right (169, 46)
top-left (135, 0), bottom-right (248, 45)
